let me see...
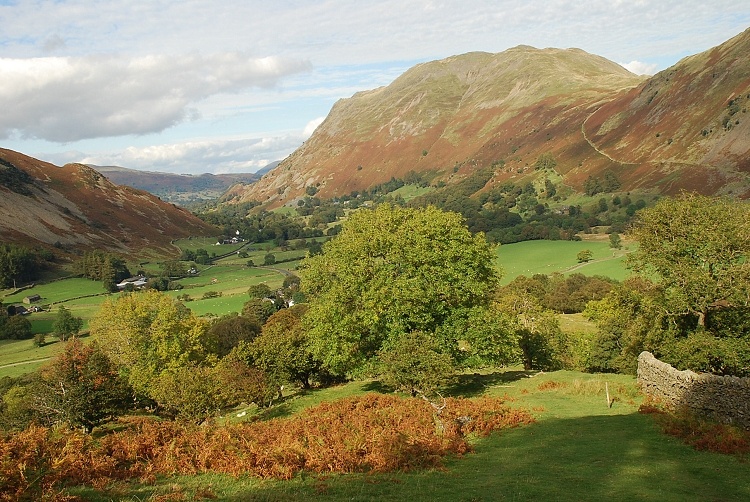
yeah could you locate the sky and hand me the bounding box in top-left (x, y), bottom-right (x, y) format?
top-left (1, 1), bottom-right (749, 175)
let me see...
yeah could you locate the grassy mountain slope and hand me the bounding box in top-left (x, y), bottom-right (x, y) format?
top-left (0, 149), bottom-right (216, 257)
top-left (228, 30), bottom-right (750, 208)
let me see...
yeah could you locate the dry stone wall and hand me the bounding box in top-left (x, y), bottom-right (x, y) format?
top-left (637, 351), bottom-right (750, 429)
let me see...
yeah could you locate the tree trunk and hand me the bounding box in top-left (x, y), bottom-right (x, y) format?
top-left (697, 310), bottom-right (706, 327)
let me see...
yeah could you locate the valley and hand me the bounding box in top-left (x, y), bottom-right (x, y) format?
top-left (1, 26), bottom-right (749, 502)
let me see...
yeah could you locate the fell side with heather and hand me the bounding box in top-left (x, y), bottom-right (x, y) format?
top-left (229, 28), bottom-right (750, 209)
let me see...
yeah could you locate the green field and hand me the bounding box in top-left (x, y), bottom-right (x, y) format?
top-left (164, 264), bottom-right (284, 317)
top-left (68, 369), bottom-right (750, 502)
top-left (391, 184), bottom-right (434, 201)
top-left (219, 247), bottom-right (307, 267)
top-left (0, 337), bottom-right (63, 377)
top-left (496, 239), bottom-right (634, 284)
top-left (0, 263), bottom-right (289, 378)
top-left (173, 236), bottom-right (244, 254)
top-left (2, 278), bottom-right (106, 305)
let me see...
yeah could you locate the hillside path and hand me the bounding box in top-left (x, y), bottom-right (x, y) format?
top-left (580, 110), bottom-right (633, 165)
top-left (0, 357), bottom-right (51, 369)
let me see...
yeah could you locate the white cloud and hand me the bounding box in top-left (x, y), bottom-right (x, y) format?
top-left (303, 117), bottom-right (325, 138)
top-left (0, 53), bottom-right (311, 142)
top-left (77, 134), bottom-right (306, 175)
top-left (620, 60), bottom-right (659, 75)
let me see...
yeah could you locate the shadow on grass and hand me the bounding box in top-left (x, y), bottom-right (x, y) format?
top-left (445, 369), bottom-right (538, 398)
top-left (210, 413), bottom-right (750, 502)
top-left (254, 399), bottom-right (297, 421)
top-left (360, 380), bottom-right (391, 393)
top-left (252, 372), bottom-right (537, 422)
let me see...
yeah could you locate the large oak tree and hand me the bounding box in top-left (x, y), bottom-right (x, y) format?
top-left (300, 204), bottom-right (501, 376)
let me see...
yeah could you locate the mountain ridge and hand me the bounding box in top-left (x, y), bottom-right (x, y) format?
top-left (0, 148), bottom-right (216, 257)
top-left (227, 30), bottom-right (750, 208)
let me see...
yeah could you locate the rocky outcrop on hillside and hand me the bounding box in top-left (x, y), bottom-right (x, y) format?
top-left (0, 149), bottom-right (216, 256)
top-left (227, 28), bottom-right (750, 208)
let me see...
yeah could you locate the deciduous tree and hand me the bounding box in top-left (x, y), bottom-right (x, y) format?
top-left (495, 290), bottom-right (567, 371)
top-left (301, 204), bottom-right (499, 376)
top-left (584, 277), bottom-right (669, 374)
top-left (242, 298), bottom-right (278, 325)
top-left (251, 305), bottom-right (321, 388)
top-left (30, 338), bottom-right (132, 431)
top-left (206, 312), bottom-right (262, 358)
top-left (90, 290), bottom-right (212, 398)
top-left (0, 313), bottom-right (32, 340)
top-left (378, 331), bottom-right (455, 397)
top-left (628, 193), bottom-right (750, 327)
top-left (52, 305), bottom-right (83, 341)
top-left (149, 358), bottom-right (274, 422)
top-left (609, 232), bottom-right (622, 250)
top-left (577, 249), bottom-right (593, 263)
top-left (247, 283), bottom-right (273, 299)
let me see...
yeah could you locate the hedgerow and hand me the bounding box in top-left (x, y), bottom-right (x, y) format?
top-left (0, 394), bottom-right (533, 500)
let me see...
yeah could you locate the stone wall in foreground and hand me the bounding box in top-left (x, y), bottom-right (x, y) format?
top-left (637, 351), bottom-right (750, 429)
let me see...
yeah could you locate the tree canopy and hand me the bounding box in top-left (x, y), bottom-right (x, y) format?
top-left (587, 193), bottom-right (750, 376)
top-left (300, 204), bottom-right (500, 375)
top-left (31, 339), bottom-right (132, 431)
top-left (628, 193), bottom-right (750, 326)
top-left (0, 244), bottom-right (47, 288)
top-left (52, 306), bottom-right (83, 341)
top-left (89, 290), bottom-right (212, 397)
top-left (251, 304), bottom-right (322, 389)
top-left (377, 331), bottom-right (455, 397)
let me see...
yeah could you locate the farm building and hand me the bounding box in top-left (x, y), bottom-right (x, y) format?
top-left (22, 294), bottom-right (41, 304)
top-left (116, 276), bottom-right (148, 290)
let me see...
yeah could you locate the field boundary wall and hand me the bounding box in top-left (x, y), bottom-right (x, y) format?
top-left (637, 351), bottom-right (750, 429)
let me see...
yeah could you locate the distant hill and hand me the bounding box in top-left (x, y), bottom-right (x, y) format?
top-left (91, 165), bottom-right (260, 204)
top-left (227, 28), bottom-right (750, 208)
top-left (254, 161), bottom-right (281, 177)
top-left (0, 149), bottom-right (216, 257)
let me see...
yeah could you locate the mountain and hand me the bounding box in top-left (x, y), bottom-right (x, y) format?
top-left (583, 29), bottom-right (750, 195)
top-left (0, 149), bottom-right (216, 257)
top-left (227, 29), bottom-right (750, 208)
top-left (91, 165), bottom-right (260, 204)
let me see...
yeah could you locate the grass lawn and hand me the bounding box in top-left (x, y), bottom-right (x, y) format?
top-left (496, 240), bottom-right (634, 283)
top-left (69, 369), bottom-right (750, 501)
top-left (391, 184), bottom-right (434, 201)
top-left (272, 206), bottom-right (299, 216)
top-left (178, 265), bottom-right (281, 289)
top-left (0, 338), bottom-right (62, 378)
top-left (173, 236), bottom-right (221, 252)
top-left (2, 278), bottom-right (106, 305)
top-left (168, 265), bottom-right (285, 313)
top-left (559, 312), bottom-right (597, 334)
top-left (173, 293), bottom-right (250, 317)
